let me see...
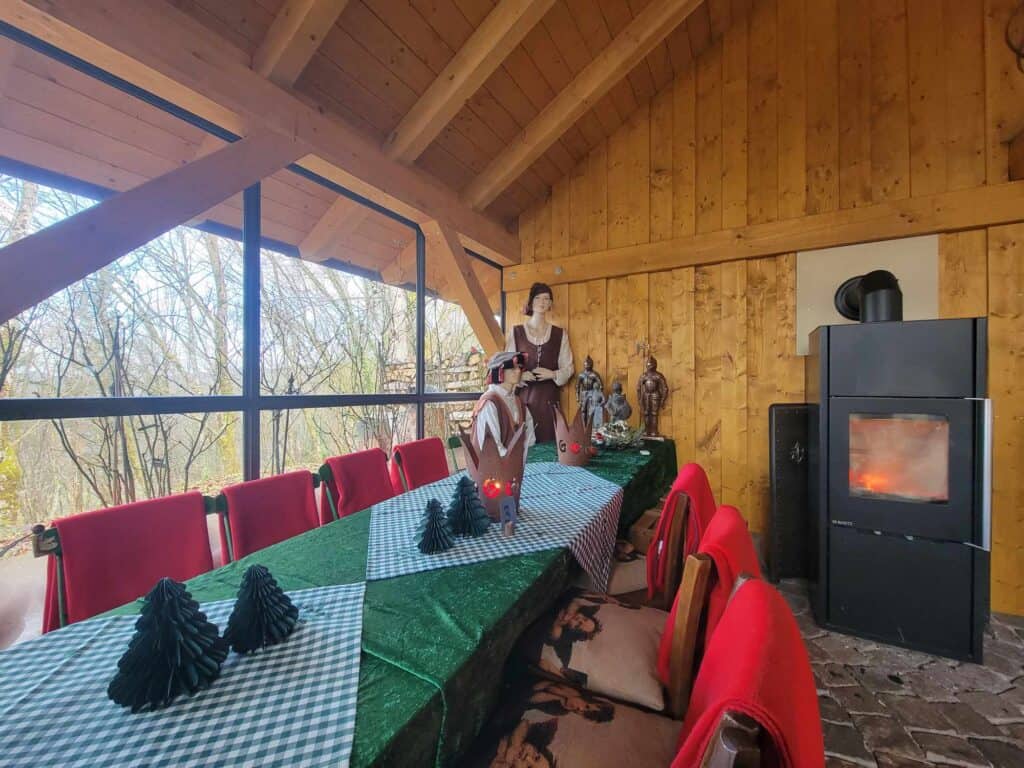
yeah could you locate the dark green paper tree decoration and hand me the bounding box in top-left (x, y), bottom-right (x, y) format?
top-left (224, 565), bottom-right (299, 654)
top-left (447, 475), bottom-right (491, 537)
top-left (107, 578), bottom-right (228, 713)
top-left (418, 498), bottom-right (455, 554)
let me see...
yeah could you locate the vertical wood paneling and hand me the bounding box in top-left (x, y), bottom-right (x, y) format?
top-left (719, 260), bottom-right (748, 514)
top-left (776, 0), bottom-right (807, 219)
top-left (907, 0), bottom-right (948, 197)
top-left (670, 267), bottom-right (696, 465)
top-left (746, 0), bottom-right (778, 224)
top-left (606, 274), bottom-right (649, 428)
top-left (569, 160), bottom-right (590, 255)
top-left (721, 12), bottom-right (748, 228)
top-left (589, 140), bottom-right (609, 251)
top-left (775, 254), bottom-right (804, 403)
top-left (694, 264), bottom-right (723, 500)
top-left (567, 278), bottom-right (608, 412)
top-left (746, 257), bottom-right (777, 531)
top-left (649, 274), bottom-right (674, 439)
top-left (987, 223), bottom-right (1024, 615)
top-left (838, 0), bottom-right (873, 209)
top-left (939, 229), bottom-right (988, 318)
top-left (984, 0), bottom-right (1024, 183)
top-left (550, 177), bottom-right (571, 261)
top-left (608, 105), bottom-right (650, 248)
top-left (672, 67), bottom-right (697, 238)
top-left (944, 0), bottom-right (986, 191)
top-left (870, 0), bottom-right (911, 202)
top-left (519, 206), bottom-right (536, 263)
top-left (533, 199), bottom-right (553, 262)
top-left (696, 40), bottom-right (723, 233)
top-left (805, 0), bottom-right (839, 214)
top-left (650, 88), bottom-right (674, 242)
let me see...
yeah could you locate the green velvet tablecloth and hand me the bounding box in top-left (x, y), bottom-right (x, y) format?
top-left (110, 441), bottom-right (675, 767)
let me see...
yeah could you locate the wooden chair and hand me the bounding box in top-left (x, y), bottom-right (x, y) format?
top-left (34, 492), bottom-right (214, 632)
top-left (700, 712), bottom-right (762, 768)
top-left (217, 471), bottom-right (319, 562)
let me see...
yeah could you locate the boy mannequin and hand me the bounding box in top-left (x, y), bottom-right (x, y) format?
top-left (472, 351), bottom-right (536, 459)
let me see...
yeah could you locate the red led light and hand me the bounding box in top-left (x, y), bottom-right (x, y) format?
top-left (570, 442), bottom-right (581, 454)
top-left (482, 478), bottom-right (502, 498)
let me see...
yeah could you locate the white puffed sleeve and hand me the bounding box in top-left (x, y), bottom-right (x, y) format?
top-left (553, 331), bottom-right (574, 387)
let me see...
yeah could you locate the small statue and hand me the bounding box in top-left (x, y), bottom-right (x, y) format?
top-left (605, 381), bottom-right (632, 423)
top-left (637, 356), bottom-right (669, 437)
top-left (575, 355), bottom-right (603, 411)
top-left (586, 377), bottom-right (606, 430)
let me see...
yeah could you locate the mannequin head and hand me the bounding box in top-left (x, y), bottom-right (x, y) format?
top-left (524, 282), bottom-right (553, 317)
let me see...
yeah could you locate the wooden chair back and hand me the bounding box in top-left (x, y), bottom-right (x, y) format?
top-left (654, 492), bottom-right (690, 610)
top-left (667, 552), bottom-right (713, 717)
top-left (699, 711), bottom-right (762, 767)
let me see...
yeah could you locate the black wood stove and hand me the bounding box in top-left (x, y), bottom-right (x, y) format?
top-left (807, 290), bottom-right (990, 661)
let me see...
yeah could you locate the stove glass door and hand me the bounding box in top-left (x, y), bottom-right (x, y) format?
top-left (848, 413), bottom-right (949, 504)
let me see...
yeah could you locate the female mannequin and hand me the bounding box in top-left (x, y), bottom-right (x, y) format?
top-left (507, 282), bottom-right (574, 443)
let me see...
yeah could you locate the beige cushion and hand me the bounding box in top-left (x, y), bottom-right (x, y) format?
top-left (574, 538), bottom-right (648, 595)
top-left (466, 680), bottom-right (680, 768)
top-left (517, 589), bottom-right (668, 711)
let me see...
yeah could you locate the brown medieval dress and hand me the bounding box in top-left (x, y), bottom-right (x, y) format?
top-left (512, 324), bottom-right (563, 443)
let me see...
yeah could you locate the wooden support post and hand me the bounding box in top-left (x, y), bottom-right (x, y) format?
top-left (425, 220), bottom-right (504, 356)
top-left (299, 197), bottom-right (373, 262)
top-left (0, 129), bottom-right (305, 323)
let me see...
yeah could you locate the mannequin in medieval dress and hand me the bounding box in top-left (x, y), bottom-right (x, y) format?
top-left (506, 283), bottom-right (574, 443)
top-left (471, 351), bottom-right (536, 462)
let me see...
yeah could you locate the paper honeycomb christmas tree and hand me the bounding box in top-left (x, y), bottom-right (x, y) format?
top-left (107, 578), bottom-right (228, 712)
top-left (447, 474), bottom-right (492, 537)
top-left (418, 498), bottom-right (455, 553)
top-left (224, 565), bottom-right (299, 654)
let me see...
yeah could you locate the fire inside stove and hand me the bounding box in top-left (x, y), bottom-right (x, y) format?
top-left (848, 413), bottom-right (950, 504)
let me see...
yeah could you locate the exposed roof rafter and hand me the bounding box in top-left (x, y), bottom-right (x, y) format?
top-left (462, 0), bottom-right (704, 210)
top-left (253, 0), bottom-right (349, 88)
top-left (1, 0), bottom-right (519, 264)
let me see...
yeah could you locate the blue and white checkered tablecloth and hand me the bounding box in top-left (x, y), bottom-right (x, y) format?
top-left (366, 462), bottom-right (623, 589)
top-left (0, 582), bottom-right (366, 768)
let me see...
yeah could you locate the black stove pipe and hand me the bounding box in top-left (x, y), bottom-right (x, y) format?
top-left (834, 270), bottom-right (903, 323)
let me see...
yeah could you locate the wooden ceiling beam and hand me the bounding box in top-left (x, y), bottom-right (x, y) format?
top-left (0, 129), bottom-right (304, 323)
top-left (504, 180), bottom-right (1024, 289)
top-left (0, 36), bottom-right (16, 95)
top-left (3, 0), bottom-right (519, 264)
top-left (425, 220), bottom-right (505, 355)
top-left (299, 196), bottom-right (370, 261)
top-left (384, 0), bottom-right (556, 165)
top-left (462, 0), bottom-right (704, 210)
top-left (252, 0), bottom-right (349, 88)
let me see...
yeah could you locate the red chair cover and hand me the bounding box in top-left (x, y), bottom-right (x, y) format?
top-left (657, 504), bottom-right (762, 685)
top-left (219, 471), bottom-right (318, 562)
top-left (388, 437), bottom-right (450, 493)
top-left (323, 448), bottom-right (394, 523)
top-left (42, 492), bottom-right (213, 633)
top-left (672, 580), bottom-right (825, 768)
top-left (647, 463), bottom-right (717, 600)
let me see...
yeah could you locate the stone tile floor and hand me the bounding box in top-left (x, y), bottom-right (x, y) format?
top-left (776, 580), bottom-right (1024, 767)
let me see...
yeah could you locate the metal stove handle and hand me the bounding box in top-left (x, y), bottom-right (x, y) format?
top-left (968, 398), bottom-right (992, 552)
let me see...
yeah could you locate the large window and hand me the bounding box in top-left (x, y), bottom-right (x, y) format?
top-left (0, 33), bottom-right (500, 557)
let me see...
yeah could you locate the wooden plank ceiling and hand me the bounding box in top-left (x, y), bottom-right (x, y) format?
top-left (0, 0), bottom-right (740, 300)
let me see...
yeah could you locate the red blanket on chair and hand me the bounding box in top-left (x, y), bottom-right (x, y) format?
top-left (389, 437), bottom-right (450, 493)
top-left (657, 504), bottom-right (762, 685)
top-left (220, 471), bottom-right (318, 562)
top-left (324, 448), bottom-right (394, 522)
top-left (43, 492), bottom-right (213, 633)
top-left (672, 580), bottom-right (825, 768)
top-left (647, 463), bottom-right (717, 600)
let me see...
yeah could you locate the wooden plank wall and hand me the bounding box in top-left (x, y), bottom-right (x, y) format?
top-left (510, 0), bottom-right (1024, 614)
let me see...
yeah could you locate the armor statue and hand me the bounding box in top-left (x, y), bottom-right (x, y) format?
top-left (586, 377), bottom-right (606, 430)
top-left (637, 356), bottom-right (669, 437)
top-left (575, 355), bottom-right (603, 411)
top-left (605, 381), bottom-right (632, 422)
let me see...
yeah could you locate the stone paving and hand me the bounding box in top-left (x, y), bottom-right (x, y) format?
top-left (776, 580), bottom-right (1024, 767)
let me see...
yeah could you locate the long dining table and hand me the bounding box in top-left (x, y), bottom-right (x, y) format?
top-left (62, 439), bottom-right (675, 767)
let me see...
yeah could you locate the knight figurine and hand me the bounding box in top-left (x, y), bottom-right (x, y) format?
top-left (637, 356), bottom-right (669, 437)
top-left (586, 377), bottom-right (606, 430)
top-left (575, 355), bottom-right (603, 411)
top-left (605, 381), bottom-right (632, 423)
